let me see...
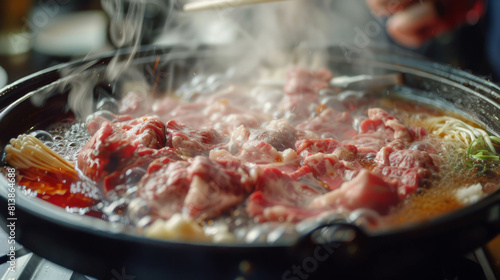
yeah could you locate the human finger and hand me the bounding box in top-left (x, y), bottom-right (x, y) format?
top-left (386, 1), bottom-right (445, 47)
top-left (365, 0), bottom-right (418, 17)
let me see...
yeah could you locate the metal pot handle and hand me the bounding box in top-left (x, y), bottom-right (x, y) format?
top-left (290, 221), bottom-right (370, 264)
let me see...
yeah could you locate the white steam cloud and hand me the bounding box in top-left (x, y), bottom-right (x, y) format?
top-left (42, 0), bottom-right (388, 119)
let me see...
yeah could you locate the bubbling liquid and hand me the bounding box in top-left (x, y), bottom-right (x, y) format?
top-left (23, 120), bottom-right (103, 217)
top-left (30, 119), bottom-right (90, 164)
top-left (6, 80), bottom-right (500, 244)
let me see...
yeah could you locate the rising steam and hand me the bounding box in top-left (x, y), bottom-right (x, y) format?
top-left (30, 0), bottom-right (383, 119)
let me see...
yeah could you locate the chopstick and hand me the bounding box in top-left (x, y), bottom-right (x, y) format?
top-left (183, 0), bottom-right (291, 12)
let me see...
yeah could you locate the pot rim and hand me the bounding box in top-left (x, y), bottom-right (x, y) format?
top-left (1, 44), bottom-right (499, 249)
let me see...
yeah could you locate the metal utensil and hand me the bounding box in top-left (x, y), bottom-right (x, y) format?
top-left (183, 0), bottom-right (291, 12)
top-left (257, 73), bottom-right (404, 91)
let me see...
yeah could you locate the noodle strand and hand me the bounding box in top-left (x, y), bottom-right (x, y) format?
top-left (4, 135), bottom-right (78, 179)
top-left (418, 116), bottom-right (490, 146)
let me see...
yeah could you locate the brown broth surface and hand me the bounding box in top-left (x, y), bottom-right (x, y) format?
top-left (5, 93), bottom-right (500, 234)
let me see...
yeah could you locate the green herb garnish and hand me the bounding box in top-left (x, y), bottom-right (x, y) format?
top-left (466, 136), bottom-right (500, 171)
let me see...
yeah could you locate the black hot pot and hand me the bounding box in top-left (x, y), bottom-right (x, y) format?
top-left (0, 45), bottom-right (499, 280)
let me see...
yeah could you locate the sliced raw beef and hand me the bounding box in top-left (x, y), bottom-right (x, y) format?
top-left (102, 148), bottom-right (181, 193)
top-left (138, 156), bottom-right (254, 220)
top-left (166, 120), bottom-right (226, 157)
top-left (409, 126), bottom-right (428, 140)
top-left (77, 116), bottom-right (166, 182)
top-left (296, 108), bottom-right (357, 140)
top-left (168, 102), bottom-right (208, 128)
top-left (183, 156), bottom-right (254, 219)
top-left (373, 145), bottom-right (440, 198)
top-left (283, 68), bottom-right (333, 96)
top-left (237, 140), bottom-right (287, 165)
top-left (152, 97), bottom-right (180, 116)
top-left (363, 108), bottom-right (412, 141)
top-left (138, 159), bottom-right (191, 218)
top-left (310, 169), bottom-right (399, 214)
top-left (281, 68), bottom-right (333, 120)
top-left (295, 139), bottom-right (361, 190)
top-left (303, 153), bottom-right (362, 190)
top-left (203, 98), bottom-right (267, 134)
top-left (73, 65), bottom-right (450, 231)
top-left (211, 140), bottom-right (302, 174)
top-left (246, 167), bottom-right (328, 222)
top-left (373, 166), bottom-right (431, 198)
top-left (119, 91), bottom-right (150, 116)
top-left (257, 119), bottom-right (298, 151)
top-left (343, 108), bottom-right (417, 155)
top-left (376, 148), bottom-right (438, 170)
top-left (164, 87), bottom-right (270, 133)
top-left (86, 114), bottom-right (133, 136)
top-left (224, 125), bottom-right (251, 155)
top-left (295, 138), bottom-right (357, 160)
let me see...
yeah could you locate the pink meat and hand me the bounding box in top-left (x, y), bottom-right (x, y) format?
top-left (296, 139), bottom-right (358, 160)
top-left (343, 108), bottom-right (418, 155)
top-left (257, 120), bottom-right (298, 151)
top-left (164, 87), bottom-right (270, 132)
top-left (280, 94), bottom-right (318, 120)
top-left (373, 166), bottom-right (431, 198)
top-left (296, 108), bottom-right (357, 140)
top-left (77, 116), bottom-right (166, 182)
top-left (138, 156), bottom-right (254, 220)
top-left (103, 148), bottom-right (181, 193)
top-left (217, 113), bottom-right (262, 134)
top-left (246, 167), bottom-right (327, 222)
top-left (152, 97), bottom-right (180, 116)
top-left (344, 133), bottom-right (389, 155)
top-left (310, 169), bottom-right (399, 214)
top-left (76, 67), bottom-right (446, 224)
top-left (236, 140), bottom-right (283, 165)
top-left (373, 145), bottom-right (439, 198)
top-left (86, 114), bottom-right (133, 136)
top-left (166, 120), bottom-right (226, 157)
top-left (119, 91), bottom-right (150, 116)
top-left (168, 102), bottom-right (208, 128)
top-left (224, 125), bottom-right (251, 155)
top-left (364, 108), bottom-right (412, 141)
top-left (410, 126), bottom-right (428, 140)
top-left (281, 68), bottom-right (333, 120)
top-left (138, 159), bottom-right (191, 218)
top-left (202, 97), bottom-right (268, 133)
top-left (385, 149), bottom-right (438, 170)
top-left (183, 156), bottom-right (254, 219)
top-left (283, 68), bottom-right (333, 96)
top-left (303, 153), bottom-right (362, 190)
top-left (219, 140), bottom-right (301, 174)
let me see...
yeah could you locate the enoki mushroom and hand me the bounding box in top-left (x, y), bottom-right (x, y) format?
top-left (419, 116), bottom-right (490, 147)
top-left (4, 134), bottom-right (78, 180)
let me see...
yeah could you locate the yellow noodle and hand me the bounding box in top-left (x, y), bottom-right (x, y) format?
top-left (415, 116), bottom-right (489, 147)
top-left (4, 135), bottom-right (78, 179)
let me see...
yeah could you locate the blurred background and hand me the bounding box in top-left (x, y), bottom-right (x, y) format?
top-left (0, 0), bottom-right (497, 89)
top-left (0, 1), bottom-right (105, 85)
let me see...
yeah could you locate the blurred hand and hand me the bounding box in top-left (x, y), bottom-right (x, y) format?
top-left (366, 0), bottom-right (485, 47)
